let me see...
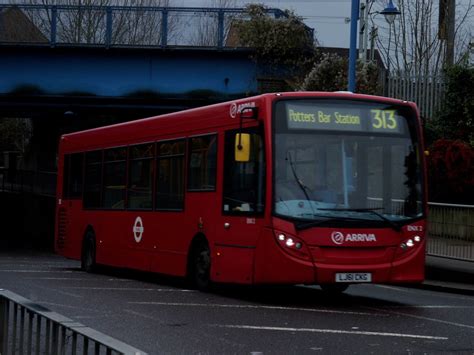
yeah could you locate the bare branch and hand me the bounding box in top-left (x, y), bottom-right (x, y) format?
top-left (373, 0), bottom-right (472, 75)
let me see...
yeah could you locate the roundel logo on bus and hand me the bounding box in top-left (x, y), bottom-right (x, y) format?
top-left (229, 101), bottom-right (256, 118)
top-left (133, 216), bottom-right (144, 243)
top-left (331, 231), bottom-right (377, 245)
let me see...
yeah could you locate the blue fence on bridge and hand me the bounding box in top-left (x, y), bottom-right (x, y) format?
top-left (0, 4), bottom-right (292, 49)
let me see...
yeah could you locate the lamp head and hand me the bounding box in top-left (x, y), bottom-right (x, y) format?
top-left (380, 0), bottom-right (401, 24)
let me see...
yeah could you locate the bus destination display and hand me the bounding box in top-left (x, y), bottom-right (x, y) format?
top-left (286, 103), bottom-right (403, 134)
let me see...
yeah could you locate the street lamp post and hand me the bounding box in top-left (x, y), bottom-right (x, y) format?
top-left (380, 0), bottom-right (401, 74)
top-left (348, 0), bottom-right (360, 92)
top-left (348, 0), bottom-right (400, 92)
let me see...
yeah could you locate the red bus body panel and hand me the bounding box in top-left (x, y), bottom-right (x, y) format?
top-left (55, 92), bottom-right (427, 286)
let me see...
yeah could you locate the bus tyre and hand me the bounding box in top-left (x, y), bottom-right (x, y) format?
top-left (81, 232), bottom-right (96, 273)
top-left (320, 284), bottom-right (349, 294)
top-left (190, 241), bottom-right (211, 291)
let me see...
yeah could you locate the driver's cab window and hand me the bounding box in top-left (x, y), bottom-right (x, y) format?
top-left (275, 140), bottom-right (343, 204)
top-left (223, 127), bottom-right (265, 215)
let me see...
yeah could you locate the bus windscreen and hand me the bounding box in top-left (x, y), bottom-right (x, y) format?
top-left (274, 99), bottom-right (423, 226)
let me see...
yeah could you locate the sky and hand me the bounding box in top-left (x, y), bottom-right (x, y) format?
top-left (3, 0), bottom-right (472, 50)
top-left (176, 0), bottom-right (474, 50)
top-left (179, 0), bottom-right (355, 48)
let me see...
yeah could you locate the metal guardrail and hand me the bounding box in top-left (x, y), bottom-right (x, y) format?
top-left (0, 167), bottom-right (56, 197)
top-left (0, 289), bottom-right (147, 355)
top-left (0, 4), bottom-right (289, 49)
top-left (427, 202), bottom-right (474, 261)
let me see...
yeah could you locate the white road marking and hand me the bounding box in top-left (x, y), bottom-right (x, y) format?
top-left (373, 284), bottom-right (474, 301)
top-left (23, 277), bottom-right (136, 282)
top-left (41, 302), bottom-right (99, 312)
top-left (65, 287), bottom-right (196, 292)
top-left (364, 307), bottom-right (474, 330)
top-left (25, 277), bottom-right (91, 280)
top-left (0, 270), bottom-right (75, 273)
top-left (124, 309), bottom-right (158, 320)
top-left (374, 285), bottom-right (417, 293)
top-left (0, 263), bottom-right (75, 267)
top-left (36, 287), bottom-right (83, 299)
top-left (381, 305), bottom-right (474, 309)
top-left (212, 324), bottom-right (448, 340)
top-left (128, 302), bottom-right (388, 317)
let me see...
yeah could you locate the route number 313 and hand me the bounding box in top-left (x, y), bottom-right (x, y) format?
top-left (371, 109), bottom-right (397, 130)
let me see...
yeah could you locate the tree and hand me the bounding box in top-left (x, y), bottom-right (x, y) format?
top-left (429, 64), bottom-right (474, 146)
top-left (373, 0), bottom-right (473, 75)
top-left (427, 139), bottom-right (474, 204)
top-left (234, 4), bottom-right (317, 85)
top-left (189, 0), bottom-right (237, 46)
top-left (12, 0), bottom-right (178, 46)
top-left (0, 118), bottom-right (33, 155)
top-left (301, 53), bottom-right (380, 94)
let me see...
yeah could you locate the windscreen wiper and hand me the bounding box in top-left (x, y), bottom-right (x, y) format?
top-left (318, 207), bottom-right (402, 232)
top-left (286, 151), bottom-right (316, 215)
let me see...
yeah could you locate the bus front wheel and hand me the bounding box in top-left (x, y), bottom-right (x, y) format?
top-left (190, 241), bottom-right (211, 291)
top-left (81, 231), bottom-right (96, 273)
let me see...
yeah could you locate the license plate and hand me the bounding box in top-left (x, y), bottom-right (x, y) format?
top-left (335, 273), bottom-right (372, 283)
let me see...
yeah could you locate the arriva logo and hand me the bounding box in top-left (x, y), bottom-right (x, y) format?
top-left (331, 231), bottom-right (377, 245)
top-left (331, 231), bottom-right (345, 245)
top-left (230, 101), bottom-right (256, 118)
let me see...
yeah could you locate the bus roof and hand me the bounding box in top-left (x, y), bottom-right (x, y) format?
top-left (60, 92), bottom-right (416, 152)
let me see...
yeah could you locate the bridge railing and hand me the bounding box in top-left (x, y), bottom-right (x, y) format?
top-left (0, 289), bottom-right (147, 355)
top-left (0, 4), bottom-right (288, 49)
top-left (427, 202), bottom-right (474, 261)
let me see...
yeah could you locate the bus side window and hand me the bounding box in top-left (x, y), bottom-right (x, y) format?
top-left (83, 150), bottom-right (103, 209)
top-left (128, 143), bottom-right (154, 210)
top-left (223, 128), bottom-right (265, 215)
top-left (102, 147), bottom-right (127, 210)
top-left (156, 139), bottom-right (185, 210)
top-left (187, 135), bottom-right (217, 191)
top-left (68, 153), bottom-right (84, 199)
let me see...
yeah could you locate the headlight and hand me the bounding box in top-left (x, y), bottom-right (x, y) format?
top-left (274, 231), bottom-right (311, 261)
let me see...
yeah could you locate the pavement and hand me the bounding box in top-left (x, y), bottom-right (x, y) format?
top-left (420, 255), bottom-right (474, 295)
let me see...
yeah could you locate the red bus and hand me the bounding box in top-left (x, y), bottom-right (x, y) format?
top-left (55, 92), bottom-right (427, 292)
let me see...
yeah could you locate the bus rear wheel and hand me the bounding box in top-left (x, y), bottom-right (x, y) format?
top-left (190, 241), bottom-right (211, 291)
top-left (81, 232), bottom-right (96, 273)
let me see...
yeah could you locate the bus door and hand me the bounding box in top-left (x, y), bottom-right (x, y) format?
top-left (215, 128), bottom-right (266, 284)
